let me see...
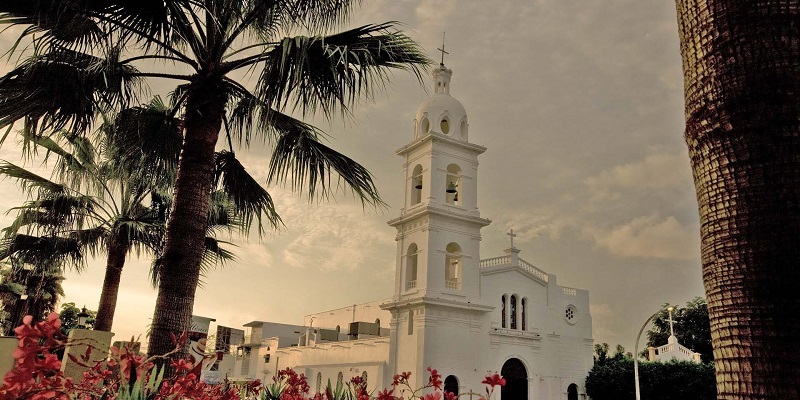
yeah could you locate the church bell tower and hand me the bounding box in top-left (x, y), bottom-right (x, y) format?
top-left (382, 57), bottom-right (492, 387)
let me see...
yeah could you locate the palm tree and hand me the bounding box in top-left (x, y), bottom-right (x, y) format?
top-left (0, 98), bottom-right (249, 332)
top-left (0, 1), bottom-right (428, 361)
top-left (0, 257), bottom-right (65, 335)
top-left (674, 1), bottom-right (800, 397)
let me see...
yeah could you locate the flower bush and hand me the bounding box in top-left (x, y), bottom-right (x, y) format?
top-left (0, 315), bottom-right (505, 400)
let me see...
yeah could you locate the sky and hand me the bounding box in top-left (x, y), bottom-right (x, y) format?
top-left (0, 0), bottom-right (704, 352)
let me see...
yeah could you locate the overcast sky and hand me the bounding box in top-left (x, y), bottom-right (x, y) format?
top-left (0, 0), bottom-right (703, 352)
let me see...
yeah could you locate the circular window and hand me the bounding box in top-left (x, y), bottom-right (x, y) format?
top-left (565, 305), bottom-right (577, 324)
top-left (440, 118), bottom-right (450, 134)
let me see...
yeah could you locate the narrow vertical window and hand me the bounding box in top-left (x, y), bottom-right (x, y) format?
top-left (407, 310), bottom-right (414, 335)
top-left (521, 298), bottom-right (527, 331)
top-left (411, 165), bottom-right (423, 205)
top-left (445, 242), bottom-right (462, 290)
top-left (502, 295), bottom-right (507, 328)
top-left (510, 295), bottom-right (517, 329)
top-left (407, 244), bottom-right (418, 290)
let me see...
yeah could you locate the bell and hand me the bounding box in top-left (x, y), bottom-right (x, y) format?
top-left (414, 179), bottom-right (423, 190)
top-left (446, 182), bottom-right (458, 193)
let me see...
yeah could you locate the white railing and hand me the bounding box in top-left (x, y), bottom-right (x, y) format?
top-left (445, 279), bottom-right (461, 290)
top-left (479, 256), bottom-right (510, 267)
top-left (406, 280), bottom-right (417, 290)
top-left (562, 287), bottom-right (577, 296)
top-left (519, 258), bottom-right (549, 282)
top-left (657, 343), bottom-right (694, 357)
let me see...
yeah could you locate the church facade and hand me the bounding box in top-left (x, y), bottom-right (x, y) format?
top-left (229, 63), bottom-right (593, 400)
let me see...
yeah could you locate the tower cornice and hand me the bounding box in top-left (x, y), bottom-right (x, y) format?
top-left (396, 131), bottom-right (486, 156)
top-left (387, 204), bottom-right (491, 228)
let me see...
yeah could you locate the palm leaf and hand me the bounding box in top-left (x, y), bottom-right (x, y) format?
top-left (267, 125), bottom-right (384, 207)
top-left (0, 234), bottom-right (84, 271)
top-left (0, 45), bottom-right (140, 137)
top-left (251, 23), bottom-right (428, 118)
top-left (214, 151), bottom-right (282, 233)
top-left (0, 161), bottom-right (66, 195)
top-left (0, 0), bottom-right (103, 46)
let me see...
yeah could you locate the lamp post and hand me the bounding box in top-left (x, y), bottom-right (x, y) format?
top-left (634, 305), bottom-right (673, 400)
top-left (77, 307), bottom-right (90, 329)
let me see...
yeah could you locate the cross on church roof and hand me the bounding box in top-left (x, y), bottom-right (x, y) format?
top-left (507, 229), bottom-right (517, 249)
top-left (437, 31), bottom-right (449, 66)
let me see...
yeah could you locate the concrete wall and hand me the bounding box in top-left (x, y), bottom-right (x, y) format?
top-left (0, 336), bottom-right (17, 379)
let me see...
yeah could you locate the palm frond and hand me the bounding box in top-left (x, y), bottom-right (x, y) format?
top-left (3, 194), bottom-right (97, 235)
top-left (0, 234), bottom-right (84, 271)
top-left (0, 1), bottom-right (103, 47)
top-left (0, 45), bottom-right (140, 137)
top-left (0, 161), bottom-right (66, 195)
top-left (103, 98), bottom-right (183, 188)
top-left (267, 123), bottom-right (384, 207)
top-left (69, 227), bottom-right (108, 257)
top-left (249, 23), bottom-right (429, 118)
top-left (214, 151), bottom-right (282, 233)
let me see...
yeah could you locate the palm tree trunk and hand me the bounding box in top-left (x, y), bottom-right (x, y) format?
top-left (675, 1), bottom-right (800, 398)
top-left (94, 238), bottom-right (128, 332)
top-left (146, 78), bottom-right (227, 365)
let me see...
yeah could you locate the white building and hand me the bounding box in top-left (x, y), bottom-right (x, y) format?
top-left (231, 62), bottom-right (594, 400)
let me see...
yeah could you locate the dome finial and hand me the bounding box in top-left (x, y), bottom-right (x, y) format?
top-left (437, 31), bottom-right (449, 66)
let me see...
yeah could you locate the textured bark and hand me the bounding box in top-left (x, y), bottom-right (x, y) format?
top-left (146, 77), bottom-right (227, 364)
top-left (674, 1), bottom-right (800, 398)
top-left (93, 238), bottom-right (128, 332)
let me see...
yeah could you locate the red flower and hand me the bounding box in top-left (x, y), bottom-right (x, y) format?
top-left (444, 391), bottom-right (458, 400)
top-left (378, 388), bottom-right (396, 400)
top-left (392, 371), bottom-right (412, 386)
top-left (427, 367), bottom-right (442, 390)
top-left (481, 373), bottom-right (506, 388)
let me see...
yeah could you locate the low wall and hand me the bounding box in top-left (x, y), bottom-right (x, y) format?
top-left (0, 336), bottom-right (17, 379)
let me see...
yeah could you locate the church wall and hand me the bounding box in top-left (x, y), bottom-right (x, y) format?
top-left (271, 338), bottom-right (390, 393)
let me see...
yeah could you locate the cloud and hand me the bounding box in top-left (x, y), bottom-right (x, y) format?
top-left (585, 152), bottom-right (692, 202)
top-left (590, 303), bottom-right (616, 341)
top-left (592, 215), bottom-right (698, 260)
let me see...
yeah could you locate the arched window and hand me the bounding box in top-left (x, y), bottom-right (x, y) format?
top-left (501, 295), bottom-right (507, 328)
top-left (335, 325), bottom-right (340, 333)
top-left (445, 243), bottom-right (462, 290)
top-left (337, 372), bottom-right (344, 386)
top-left (316, 372), bottom-right (323, 393)
top-left (521, 298), bottom-right (527, 331)
top-left (568, 383), bottom-right (579, 400)
top-left (411, 165), bottom-right (423, 205)
top-left (446, 164), bottom-right (462, 205)
top-left (459, 119), bottom-right (468, 141)
top-left (440, 117), bottom-right (450, 134)
top-left (375, 318), bottom-right (380, 326)
top-left (444, 375), bottom-right (459, 396)
top-left (406, 243), bottom-right (418, 290)
top-left (510, 295), bottom-right (518, 329)
top-left (362, 371), bottom-right (368, 385)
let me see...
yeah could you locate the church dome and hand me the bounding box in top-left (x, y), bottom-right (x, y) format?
top-left (414, 65), bottom-right (469, 141)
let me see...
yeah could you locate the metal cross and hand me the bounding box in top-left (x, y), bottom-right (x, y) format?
top-left (667, 307), bottom-right (676, 337)
top-left (437, 31), bottom-right (449, 65)
top-left (507, 229), bottom-right (517, 248)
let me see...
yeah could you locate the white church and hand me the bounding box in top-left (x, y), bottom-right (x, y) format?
top-left (224, 62), bottom-right (594, 400)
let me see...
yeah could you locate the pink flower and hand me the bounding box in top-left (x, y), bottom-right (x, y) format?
top-left (377, 388), bottom-right (396, 400)
top-left (422, 391), bottom-right (442, 400)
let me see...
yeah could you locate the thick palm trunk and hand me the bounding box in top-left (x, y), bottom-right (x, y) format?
top-left (147, 78), bottom-right (227, 363)
top-left (93, 238), bottom-right (128, 332)
top-left (675, 1), bottom-right (800, 398)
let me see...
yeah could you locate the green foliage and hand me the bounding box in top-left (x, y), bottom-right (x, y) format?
top-left (586, 358), bottom-right (716, 400)
top-left (0, 259), bottom-right (64, 334)
top-left (646, 297), bottom-right (713, 363)
top-left (58, 302), bottom-right (96, 333)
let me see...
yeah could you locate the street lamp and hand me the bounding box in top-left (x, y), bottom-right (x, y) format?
top-left (634, 304), bottom-right (673, 400)
top-left (77, 307), bottom-right (90, 329)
